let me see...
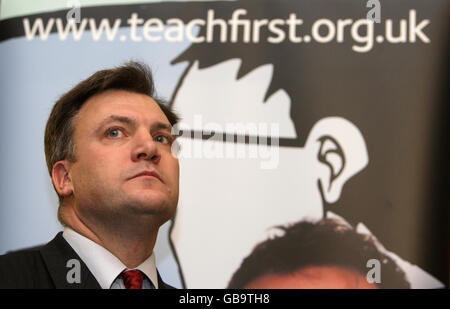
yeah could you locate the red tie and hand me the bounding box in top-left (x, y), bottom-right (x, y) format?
top-left (119, 270), bottom-right (145, 289)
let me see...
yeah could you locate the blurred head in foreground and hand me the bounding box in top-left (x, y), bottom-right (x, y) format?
top-left (228, 219), bottom-right (410, 289)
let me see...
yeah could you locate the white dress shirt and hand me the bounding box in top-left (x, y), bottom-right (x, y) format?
top-left (62, 227), bottom-right (159, 289)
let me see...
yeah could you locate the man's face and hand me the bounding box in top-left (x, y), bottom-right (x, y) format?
top-left (243, 266), bottom-right (377, 289)
top-left (68, 90), bottom-right (179, 226)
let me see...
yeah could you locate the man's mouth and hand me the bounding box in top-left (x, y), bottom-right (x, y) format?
top-left (130, 170), bottom-right (163, 183)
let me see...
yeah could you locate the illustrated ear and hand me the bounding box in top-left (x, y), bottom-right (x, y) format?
top-left (305, 117), bottom-right (369, 204)
top-left (51, 160), bottom-right (74, 197)
top-left (317, 134), bottom-right (346, 202)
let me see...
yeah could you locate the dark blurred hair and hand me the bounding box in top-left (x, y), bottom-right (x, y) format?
top-left (228, 218), bottom-right (410, 289)
top-left (44, 61), bottom-right (179, 222)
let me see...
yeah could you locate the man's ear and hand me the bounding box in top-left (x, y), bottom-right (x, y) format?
top-left (305, 117), bottom-right (368, 204)
top-left (51, 160), bottom-right (74, 197)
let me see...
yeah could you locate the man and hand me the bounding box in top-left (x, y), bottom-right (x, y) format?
top-left (0, 62), bottom-right (180, 289)
top-left (227, 218), bottom-right (411, 289)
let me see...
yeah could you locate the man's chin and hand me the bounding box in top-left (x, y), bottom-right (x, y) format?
top-left (125, 193), bottom-right (175, 217)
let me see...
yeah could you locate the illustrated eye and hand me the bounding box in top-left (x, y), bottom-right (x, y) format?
top-left (107, 128), bottom-right (124, 138)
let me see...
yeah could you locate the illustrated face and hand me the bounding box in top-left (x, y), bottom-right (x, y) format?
top-left (66, 90), bottom-right (179, 227)
top-left (169, 60), bottom-right (368, 288)
top-left (243, 266), bottom-right (377, 289)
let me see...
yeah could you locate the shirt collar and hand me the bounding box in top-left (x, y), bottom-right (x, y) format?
top-left (62, 227), bottom-right (158, 289)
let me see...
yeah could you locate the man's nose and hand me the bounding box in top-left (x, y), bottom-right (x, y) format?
top-left (131, 131), bottom-right (161, 164)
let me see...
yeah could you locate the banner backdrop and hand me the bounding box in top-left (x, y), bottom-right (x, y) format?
top-left (0, 0), bottom-right (448, 288)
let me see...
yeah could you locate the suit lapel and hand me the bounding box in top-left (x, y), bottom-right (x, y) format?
top-left (157, 271), bottom-right (175, 289)
top-left (40, 232), bottom-right (101, 289)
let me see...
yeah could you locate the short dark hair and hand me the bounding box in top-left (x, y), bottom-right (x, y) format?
top-left (44, 61), bottom-right (179, 220)
top-left (227, 218), bottom-right (410, 289)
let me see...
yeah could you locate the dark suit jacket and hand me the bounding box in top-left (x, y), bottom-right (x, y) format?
top-left (0, 232), bottom-right (174, 289)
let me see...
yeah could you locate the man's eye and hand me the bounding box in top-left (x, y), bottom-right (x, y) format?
top-left (155, 135), bottom-right (170, 144)
top-left (107, 128), bottom-right (123, 138)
